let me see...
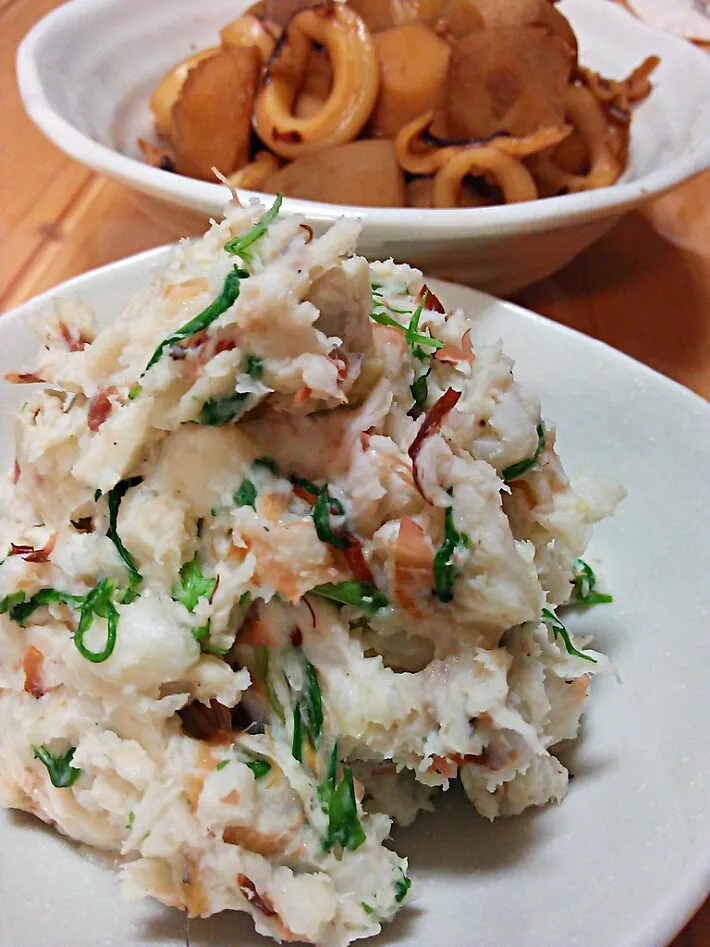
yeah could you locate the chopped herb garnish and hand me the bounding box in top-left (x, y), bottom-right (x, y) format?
top-left (224, 194), bottom-right (283, 262)
top-left (144, 266), bottom-right (248, 373)
top-left (191, 622), bottom-right (228, 656)
top-left (233, 478), bottom-right (257, 510)
top-left (6, 588), bottom-right (84, 627)
top-left (33, 745), bottom-right (82, 789)
top-left (311, 581), bottom-right (388, 614)
top-left (317, 741), bottom-right (339, 809)
top-left (94, 489), bottom-right (102, 501)
top-left (244, 355), bottom-right (263, 379)
top-left (541, 607), bottom-right (597, 663)
top-left (254, 645), bottom-right (286, 723)
top-left (172, 557), bottom-right (216, 613)
top-left (246, 760), bottom-right (271, 779)
top-left (312, 488), bottom-right (349, 550)
top-left (74, 578), bottom-right (119, 663)
top-left (409, 367), bottom-right (431, 417)
top-left (394, 871), bottom-right (412, 903)
top-left (128, 383), bottom-right (142, 400)
top-left (239, 591), bottom-right (252, 607)
top-left (126, 810), bottom-right (135, 829)
top-left (571, 559), bottom-right (613, 606)
top-left (198, 390), bottom-right (249, 426)
top-left (322, 764), bottom-right (366, 852)
top-left (216, 759), bottom-right (230, 771)
top-left (362, 902), bottom-right (375, 916)
top-left (106, 477), bottom-right (143, 602)
top-left (405, 290), bottom-right (428, 350)
top-left (502, 422), bottom-right (546, 482)
top-left (370, 309), bottom-right (444, 352)
top-left (292, 701), bottom-right (304, 763)
top-left (254, 456), bottom-right (279, 475)
top-left (433, 504), bottom-right (469, 603)
top-left (302, 658), bottom-right (323, 746)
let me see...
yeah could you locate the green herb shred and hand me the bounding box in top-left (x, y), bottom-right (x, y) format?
top-left (302, 658), bottom-right (323, 746)
top-left (246, 760), bottom-right (271, 779)
top-left (143, 266), bottom-right (248, 373)
top-left (254, 645), bottom-right (286, 723)
top-left (370, 308), bottom-right (444, 353)
top-left (172, 557), bottom-right (216, 613)
top-left (253, 456), bottom-right (279, 475)
top-left (292, 701), bottom-right (304, 763)
top-left (33, 745), bottom-right (82, 789)
top-left (126, 810), bottom-right (135, 829)
top-left (433, 504), bottom-right (469, 603)
top-left (128, 383), bottom-right (142, 400)
top-left (322, 764), bottom-right (366, 852)
top-left (572, 559), bottom-right (613, 606)
top-left (191, 622), bottom-right (228, 656)
top-left (311, 580), bottom-right (388, 614)
top-left (394, 871), bottom-right (412, 903)
top-left (409, 367), bottom-right (431, 417)
top-left (198, 390), bottom-right (249, 426)
top-left (74, 579), bottom-right (119, 663)
top-left (224, 194), bottom-right (283, 262)
top-left (502, 422), bottom-right (546, 482)
top-left (361, 903), bottom-right (375, 916)
top-left (541, 607), bottom-right (597, 663)
top-left (312, 488), bottom-right (349, 550)
top-left (5, 588), bottom-right (84, 627)
top-left (106, 477), bottom-right (143, 602)
top-left (244, 355), bottom-right (263, 379)
top-left (233, 478), bottom-right (257, 510)
top-left (216, 759), bottom-right (230, 771)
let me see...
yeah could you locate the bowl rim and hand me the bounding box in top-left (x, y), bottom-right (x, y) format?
top-left (16, 0), bottom-right (710, 237)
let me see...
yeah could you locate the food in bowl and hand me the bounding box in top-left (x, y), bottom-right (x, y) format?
top-left (139, 0), bottom-right (658, 208)
top-left (0, 198), bottom-right (624, 943)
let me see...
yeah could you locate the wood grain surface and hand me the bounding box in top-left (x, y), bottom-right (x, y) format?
top-left (0, 1), bottom-right (708, 945)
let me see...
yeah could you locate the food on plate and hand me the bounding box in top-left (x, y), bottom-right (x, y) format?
top-left (139, 0), bottom-right (658, 207)
top-left (0, 198), bottom-right (623, 943)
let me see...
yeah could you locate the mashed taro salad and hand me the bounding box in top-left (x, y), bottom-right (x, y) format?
top-left (0, 198), bottom-right (623, 945)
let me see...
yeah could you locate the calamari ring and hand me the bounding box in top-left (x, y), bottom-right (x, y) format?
top-left (220, 13), bottom-right (280, 63)
top-left (532, 85), bottom-right (621, 194)
top-left (395, 111), bottom-right (464, 175)
top-left (226, 150), bottom-right (281, 189)
top-left (253, 2), bottom-right (379, 159)
top-left (396, 114), bottom-right (571, 176)
top-left (432, 147), bottom-right (539, 207)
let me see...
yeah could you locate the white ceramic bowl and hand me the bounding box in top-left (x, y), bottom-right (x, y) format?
top-left (1, 250), bottom-right (709, 946)
top-left (16, 0), bottom-right (710, 293)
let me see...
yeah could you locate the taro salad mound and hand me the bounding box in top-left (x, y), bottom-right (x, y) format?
top-left (0, 197), bottom-right (623, 945)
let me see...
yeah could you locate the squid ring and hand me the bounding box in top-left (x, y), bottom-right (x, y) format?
top-left (432, 147), bottom-right (539, 207)
top-left (396, 113), bottom-right (571, 177)
top-left (532, 85), bottom-right (621, 194)
top-left (253, 2), bottom-right (379, 159)
top-left (395, 111), bottom-right (464, 176)
top-left (220, 14), bottom-right (279, 64)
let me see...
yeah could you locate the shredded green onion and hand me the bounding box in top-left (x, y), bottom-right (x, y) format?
top-left (433, 504), bottom-right (469, 603)
top-left (572, 559), bottom-right (613, 606)
top-left (502, 423), bottom-right (546, 482)
top-left (541, 607), bottom-right (597, 663)
top-left (33, 745), bottom-right (82, 788)
top-left (106, 477), bottom-right (143, 602)
top-left (224, 194), bottom-right (283, 262)
top-left (198, 390), bottom-right (249, 426)
top-left (233, 478), bottom-right (257, 510)
top-left (311, 581), bottom-right (388, 614)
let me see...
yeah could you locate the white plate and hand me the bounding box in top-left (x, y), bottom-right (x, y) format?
top-left (0, 249), bottom-right (709, 947)
top-left (16, 0), bottom-right (710, 292)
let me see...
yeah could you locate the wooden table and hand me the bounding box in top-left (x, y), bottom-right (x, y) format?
top-left (1, 1), bottom-right (708, 944)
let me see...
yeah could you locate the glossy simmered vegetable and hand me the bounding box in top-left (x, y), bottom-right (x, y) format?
top-left (472, 0), bottom-right (578, 56)
top-left (149, 48), bottom-right (219, 140)
top-left (370, 24), bottom-right (451, 138)
top-left (417, 0), bottom-right (484, 38)
top-left (444, 26), bottom-right (574, 140)
top-left (347, 0), bottom-right (419, 32)
top-left (263, 139), bottom-right (406, 206)
top-left (171, 47), bottom-right (261, 180)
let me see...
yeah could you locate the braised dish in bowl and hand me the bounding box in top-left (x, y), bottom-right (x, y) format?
top-left (17, 0), bottom-right (710, 290)
top-left (140, 0), bottom-right (658, 211)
